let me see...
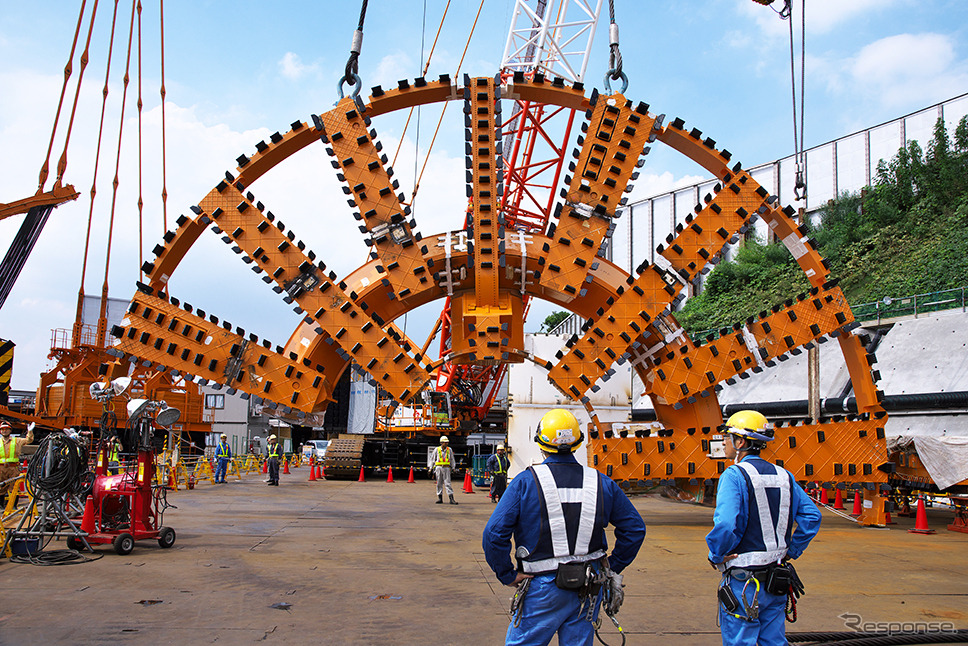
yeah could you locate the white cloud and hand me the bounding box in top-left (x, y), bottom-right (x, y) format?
top-left (817, 32), bottom-right (968, 110)
top-left (278, 52), bottom-right (318, 81)
top-left (0, 64), bottom-right (473, 389)
top-left (370, 52), bottom-right (417, 91)
top-left (629, 171), bottom-right (710, 202)
top-left (738, 0), bottom-right (903, 39)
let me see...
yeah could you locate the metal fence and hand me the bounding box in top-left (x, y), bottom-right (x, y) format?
top-left (852, 286), bottom-right (968, 325)
top-left (612, 92), bottom-right (968, 272)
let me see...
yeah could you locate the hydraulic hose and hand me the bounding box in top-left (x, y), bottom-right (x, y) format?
top-left (25, 433), bottom-right (89, 501)
top-left (789, 629), bottom-right (968, 645)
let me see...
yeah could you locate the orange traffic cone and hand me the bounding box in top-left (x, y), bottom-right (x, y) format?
top-left (851, 491), bottom-right (863, 516)
top-left (387, 468), bottom-right (394, 483)
top-left (833, 489), bottom-right (845, 510)
top-left (81, 496), bottom-right (96, 535)
top-left (309, 463), bottom-right (317, 481)
top-left (908, 495), bottom-right (936, 534)
top-left (408, 467), bottom-right (415, 483)
top-left (283, 459), bottom-right (290, 475)
top-left (317, 464), bottom-right (324, 479)
top-left (819, 488), bottom-right (829, 505)
top-left (167, 468), bottom-right (176, 489)
top-left (262, 459), bottom-right (268, 474)
top-left (358, 466), bottom-right (365, 482)
top-left (462, 471), bottom-right (474, 493)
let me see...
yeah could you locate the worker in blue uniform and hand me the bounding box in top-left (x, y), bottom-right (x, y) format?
top-left (483, 409), bottom-right (646, 646)
top-left (706, 410), bottom-right (822, 646)
top-left (214, 433), bottom-right (232, 483)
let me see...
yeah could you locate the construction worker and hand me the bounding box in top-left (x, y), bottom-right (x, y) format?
top-left (107, 436), bottom-right (122, 475)
top-left (214, 433), bottom-right (232, 484)
top-left (1, 421), bottom-right (34, 504)
top-left (431, 436), bottom-right (458, 505)
top-left (486, 444), bottom-right (510, 503)
top-left (706, 410), bottom-right (821, 646)
top-left (266, 435), bottom-right (282, 486)
top-left (482, 409), bottom-right (646, 645)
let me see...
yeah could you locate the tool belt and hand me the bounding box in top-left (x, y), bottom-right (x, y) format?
top-left (555, 558), bottom-right (605, 600)
top-left (729, 562), bottom-right (802, 597)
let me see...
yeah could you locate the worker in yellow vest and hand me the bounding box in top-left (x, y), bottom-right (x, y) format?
top-left (486, 444), bottom-right (511, 503)
top-left (431, 436), bottom-right (458, 505)
top-left (107, 436), bottom-right (122, 475)
top-left (1, 420), bottom-right (34, 504)
top-left (266, 434), bottom-right (282, 486)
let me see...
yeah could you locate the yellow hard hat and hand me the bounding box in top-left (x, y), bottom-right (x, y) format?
top-left (534, 409), bottom-right (583, 453)
top-left (723, 410), bottom-right (774, 444)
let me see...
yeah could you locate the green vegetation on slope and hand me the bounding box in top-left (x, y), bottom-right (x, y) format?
top-left (676, 116), bottom-right (968, 335)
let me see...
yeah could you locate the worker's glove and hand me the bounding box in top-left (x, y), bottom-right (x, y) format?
top-left (787, 562), bottom-right (805, 598)
top-left (27, 422), bottom-right (35, 433)
top-left (604, 571), bottom-right (624, 616)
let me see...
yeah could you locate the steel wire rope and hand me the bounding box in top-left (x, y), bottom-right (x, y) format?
top-left (787, 0), bottom-right (806, 201)
top-left (95, 0), bottom-right (140, 348)
top-left (36, 0), bottom-right (89, 192)
top-left (408, 0), bottom-right (486, 207)
top-left (391, 0), bottom-right (452, 169)
top-left (0, 205), bottom-right (55, 309)
top-left (137, 0), bottom-right (144, 280)
top-left (53, 0), bottom-right (105, 189)
top-left (339, 0), bottom-right (368, 97)
top-left (158, 0), bottom-right (169, 237)
top-left (71, 0), bottom-right (123, 347)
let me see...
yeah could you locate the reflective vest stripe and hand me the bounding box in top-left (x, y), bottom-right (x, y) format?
top-left (268, 444), bottom-right (282, 458)
top-left (531, 464), bottom-right (600, 560)
top-left (533, 465), bottom-right (570, 558)
top-left (0, 439), bottom-right (18, 463)
top-left (435, 448), bottom-right (451, 467)
top-left (730, 461), bottom-right (792, 569)
top-left (492, 455), bottom-right (507, 474)
top-left (575, 467), bottom-right (599, 554)
top-left (217, 443), bottom-right (230, 458)
top-left (521, 549), bottom-right (607, 574)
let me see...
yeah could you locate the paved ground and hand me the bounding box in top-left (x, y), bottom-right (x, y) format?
top-left (1, 466), bottom-right (966, 645)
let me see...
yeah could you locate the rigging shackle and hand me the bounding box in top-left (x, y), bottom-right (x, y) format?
top-left (337, 73), bottom-right (363, 101)
top-left (603, 70), bottom-right (628, 95)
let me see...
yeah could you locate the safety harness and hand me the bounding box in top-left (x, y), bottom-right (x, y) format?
top-left (509, 464), bottom-right (627, 645)
top-left (717, 461), bottom-right (804, 624)
top-left (729, 461), bottom-right (791, 569)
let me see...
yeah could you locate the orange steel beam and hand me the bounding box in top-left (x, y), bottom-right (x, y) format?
top-left (314, 96), bottom-right (429, 303)
top-left (0, 184), bottom-right (80, 221)
top-left (588, 416), bottom-right (891, 487)
top-left (109, 288), bottom-right (338, 414)
top-left (542, 93), bottom-right (654, 300)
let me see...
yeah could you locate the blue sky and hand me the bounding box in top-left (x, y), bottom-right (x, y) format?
top-left (2, 0), bottom-right (967, 389)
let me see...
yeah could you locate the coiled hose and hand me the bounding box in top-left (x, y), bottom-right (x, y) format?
top-left (24, 433), bottom-right (90, 501)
